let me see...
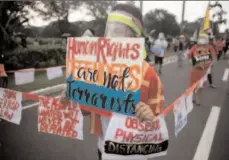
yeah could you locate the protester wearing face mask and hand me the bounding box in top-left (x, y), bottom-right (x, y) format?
top-left (152, 32), bottom-right (168, 74)
top-left (187, 33), bottom-right (216, 105)
top-left (61, 3), bottom-right (165, 160)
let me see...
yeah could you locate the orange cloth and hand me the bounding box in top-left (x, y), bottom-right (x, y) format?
top-left (187, 44), bottom-right (216, 87)
top-left (0, 64), bottom-right (7, 77)
top-left (88, 61), bottom-right (165, 136)
top-left (189, 68), bottom-right (206, 87)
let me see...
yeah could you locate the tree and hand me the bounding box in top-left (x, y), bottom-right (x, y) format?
top-left (182, 17), bottom-right (220, 38)
top-left (210, 1), bottom-right (227, 36)
top-left (33, 1), bottom-right (83, 35)
top-left (83, 1), bottom-right (117, 36)
top-left (126, 1), bottom-right (135, 6)
top-left (84, 1), bottom-right (117, 19)
top-left (144, 9), bottom-right (180, 37)
top-left (41, 21), bottom-right (80, 37)
top-left (0, 1), bottom-right (35, 50)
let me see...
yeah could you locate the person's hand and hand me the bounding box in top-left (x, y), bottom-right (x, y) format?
top-left (135, 102), bottom-right (154, 122)
top-left (60, 87), bottom-right (70, 105)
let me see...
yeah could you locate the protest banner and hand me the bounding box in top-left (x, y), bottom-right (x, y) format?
top-left (46, 67), bottom-right (63, 80)
top-left (38, 97), bottom-right (83, 140)
top-left (66, 37), bottom-right (144, 116)
top-left (173, 96), bottom-right (187, 136)
top-left (0, 88), bottom-right (22, 124)
top-left (15, 69), bottom-right (35, 85)
top-left (185, 92), bottom-right (194, 114)
top-left (102, 114), bottom-right (169, 160)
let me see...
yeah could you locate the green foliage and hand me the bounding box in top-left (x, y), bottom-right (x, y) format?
top-left (144, 9), bottom-right (180, 37)
top-left (84, 1), bottom-right (117, 19)
top-left (0, 1), bottom-right (36, 51)
top-left (4, 47), bottom-right (66, 70)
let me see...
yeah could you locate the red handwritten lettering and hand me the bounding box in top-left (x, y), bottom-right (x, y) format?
top-left (38, 98), bottom-right (80, 139)
top-left (67, 38), bottom-right (140, 62)
top-left (125, 117), bottom-right (161, 131)
top-left (114, 128), bottom-right (163, 143)
top-left (4, 89), bottom-right (17, 99)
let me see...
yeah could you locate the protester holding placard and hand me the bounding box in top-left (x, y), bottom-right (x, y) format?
top-left (61, 3), bottom-right (165, 160)
top-left (187, 33), bottom-right (216, 105)
top-left (98, 4), bottom-right (165, 160)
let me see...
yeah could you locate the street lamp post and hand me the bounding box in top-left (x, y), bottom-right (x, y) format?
top-left (140, 1), bottom-right (143, 15)
top-left (180, 0), bottom-right (186, 35)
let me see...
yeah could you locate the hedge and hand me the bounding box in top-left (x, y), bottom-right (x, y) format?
top-left (5, 47), bottom-right (66, 71)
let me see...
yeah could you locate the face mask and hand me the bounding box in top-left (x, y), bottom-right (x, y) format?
top-left (105, 11), bottom-right (142, 37)
top-left (105, 22), bottom-right (135, 37)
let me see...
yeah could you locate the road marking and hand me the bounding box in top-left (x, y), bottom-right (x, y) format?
top-left (22, 95), bottom-right (61, 110)
top-left (193, 106), bottom-right (221, 160)
top-left (222, 68), bottom-right (229, 82)
top-left (30, 83), bottom-right (65, 95)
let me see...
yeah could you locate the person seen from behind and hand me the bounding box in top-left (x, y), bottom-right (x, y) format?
top-left (152, 32), bottom-right (168, 74)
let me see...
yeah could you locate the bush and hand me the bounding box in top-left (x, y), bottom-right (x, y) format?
top-left (38, 39), bottom-right (50, 45)
top-left (4, 47), bottom-right (66, 70)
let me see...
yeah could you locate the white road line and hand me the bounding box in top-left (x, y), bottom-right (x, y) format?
top-left (22, 95), bottom-right (61, 110)
top-left (222, 68), bottom-right (229, 82)
top-left (193, 106), bottom-right (221, 160)
top-left (30, 83), bottom-right (65, 95)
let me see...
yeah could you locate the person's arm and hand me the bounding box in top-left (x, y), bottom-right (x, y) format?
top-left (135, 63), bottom-right (164, 122)
top-left (187, 44), bottom-right (197, 58)
top-left (147, 68), bottom-right (165, 116)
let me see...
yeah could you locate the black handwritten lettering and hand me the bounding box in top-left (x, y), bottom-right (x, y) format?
top-left (91, 93), bottom-right (98, 106)
top-left (100, 94), bottom-right (107, 109)
top-left (123, 94), bottom-right (135, 114)
top-left (77, 67), bottom-right (87, 80)
top-left (104, 141), bottom-right (168, 155)
top-left (66, 84), bottom-right (137, 114)
top-left (84, 89), bottom-right (90, 103)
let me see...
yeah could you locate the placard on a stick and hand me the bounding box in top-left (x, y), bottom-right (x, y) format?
top-left (66, 37), bottom-right (144, 116)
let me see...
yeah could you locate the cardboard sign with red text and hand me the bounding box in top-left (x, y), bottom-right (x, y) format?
top-left (66, 37), bottom-right (144, 116)
top-left (0, 88), bottom-right (22, 124)
top-left (102, 114), bottom-right (169, 160)
top-left (38, 97), bottom-right (83, 140)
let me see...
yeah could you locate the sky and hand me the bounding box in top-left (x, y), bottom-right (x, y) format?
top-left (28, 1), bottom-right (229, 32)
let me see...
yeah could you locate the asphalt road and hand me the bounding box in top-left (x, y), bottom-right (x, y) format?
top-left (0, 56), bottom-right (229, 160)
